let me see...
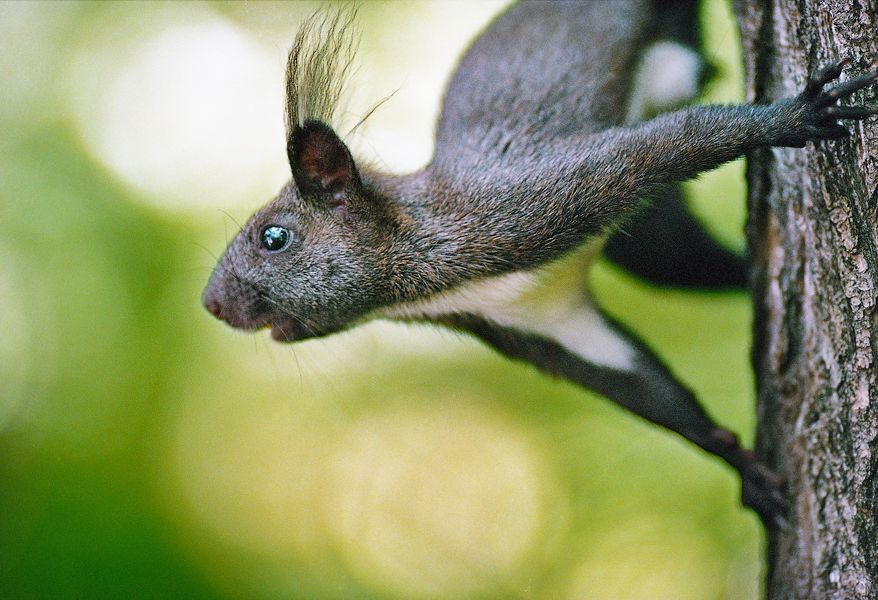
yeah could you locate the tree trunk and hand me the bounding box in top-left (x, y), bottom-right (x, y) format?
top-left (734, 0), bottom-right (878, 597)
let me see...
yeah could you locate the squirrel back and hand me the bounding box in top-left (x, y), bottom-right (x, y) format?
top-left (434, 0), bottom-right (700, 167)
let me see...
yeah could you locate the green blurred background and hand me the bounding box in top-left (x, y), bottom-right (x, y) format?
top-left (0, 1), bottom-right (759, 598)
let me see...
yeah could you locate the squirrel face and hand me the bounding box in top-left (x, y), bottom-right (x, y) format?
top-left (203, 121), bottom-right (396, 342)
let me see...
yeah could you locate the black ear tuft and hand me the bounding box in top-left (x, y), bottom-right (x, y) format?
top-left (288, 120), bottom-right (358, 196)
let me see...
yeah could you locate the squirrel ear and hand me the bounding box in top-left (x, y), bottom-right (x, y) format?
top-left (287, 121), bottom-right (358, 197)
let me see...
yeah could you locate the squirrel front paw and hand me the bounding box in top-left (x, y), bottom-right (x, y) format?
top-left (774, 58), bottom-right (878, 148)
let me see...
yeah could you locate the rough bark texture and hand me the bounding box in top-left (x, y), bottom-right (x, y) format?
top-left (734, 0), bottom-right (878, 597)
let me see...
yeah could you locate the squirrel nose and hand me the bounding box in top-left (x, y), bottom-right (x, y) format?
top-left (206, 299), bottom-right (223, 319)
top-left (203, 292), bottom-right (225, 320)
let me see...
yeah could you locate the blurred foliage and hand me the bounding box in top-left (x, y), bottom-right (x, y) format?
top-left (0, 1), bottom-right (758, 599)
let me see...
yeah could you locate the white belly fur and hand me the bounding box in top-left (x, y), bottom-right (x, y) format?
top-left (379, 239), bottom-right (637, 372)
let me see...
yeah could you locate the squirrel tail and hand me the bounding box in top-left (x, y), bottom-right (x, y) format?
top-left (651, 0), bottom-right (702, 50)
top-left (626, 0), bottom-right (712, 123)
top-left (605, 0), bottom-right (747, 290)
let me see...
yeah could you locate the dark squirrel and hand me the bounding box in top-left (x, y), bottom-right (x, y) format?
top-left (202, 1), bottom-right (878, 526)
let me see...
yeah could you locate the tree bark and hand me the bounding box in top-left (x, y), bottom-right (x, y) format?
top-left (734, 0), bottom-right (878, 597)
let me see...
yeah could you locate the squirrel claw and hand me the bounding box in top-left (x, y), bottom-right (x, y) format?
top-left (815, 69), bottom-right (878, 109)
top-left (738, 454), bottom-right (789, 529)
top-left (710, 430), bottom-right (790, 528)
top-left (777, 59), bottom-right (878, 146)
top-left (823, 105), bottom-right (878, 119)
top-left (804, 57), bottom-right (851, 97)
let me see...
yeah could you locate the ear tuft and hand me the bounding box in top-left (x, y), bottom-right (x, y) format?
top-left (288, 121), bottom-right (357, 195)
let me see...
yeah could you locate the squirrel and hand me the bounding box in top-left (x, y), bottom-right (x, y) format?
top-left (202, 0), bottom-right (878, 527)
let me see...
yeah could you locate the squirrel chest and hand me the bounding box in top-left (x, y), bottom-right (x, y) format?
top-left (377, 237), bottom-right (637, 372)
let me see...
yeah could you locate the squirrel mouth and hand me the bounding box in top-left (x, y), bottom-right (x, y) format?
top-left (269, 320), bottom-right (300, 342)
top-left (268, 318), bottom-right (316, 342)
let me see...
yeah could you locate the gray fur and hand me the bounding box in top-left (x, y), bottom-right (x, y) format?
top-left (203, 1), bottom-right (878, 524)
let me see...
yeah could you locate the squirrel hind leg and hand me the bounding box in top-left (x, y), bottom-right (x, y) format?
top-left (603, 185), bottom-right (749, 290)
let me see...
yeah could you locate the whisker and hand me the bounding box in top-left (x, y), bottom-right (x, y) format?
top-left (347, 88), bottom-right (399, 136)
top-left (193, 242), bottom-right (221, 263)
top-left (288, 343), bottom-right (305, 396)
top-left (219, 209), bottom-right (245, 233)
top-left (258, 292), bottom-right (322, 337)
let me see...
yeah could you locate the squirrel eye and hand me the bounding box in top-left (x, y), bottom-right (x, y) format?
top-left (261, 226), bottom-right (291, 252)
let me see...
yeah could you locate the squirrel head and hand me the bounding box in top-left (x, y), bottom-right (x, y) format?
top-left (202, 8), bottom-right (399, 342)
top-left (202, 119), bottom-right (398, 342)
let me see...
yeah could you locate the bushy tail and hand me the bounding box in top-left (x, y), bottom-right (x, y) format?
top-left (606, 0), bottom-right (747, 290)
top-left (626, 0), bottom-right (712, 123)
top-left (651, 0), bottom-right (702, 50)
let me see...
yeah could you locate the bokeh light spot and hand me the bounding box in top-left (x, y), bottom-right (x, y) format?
top-left (326, 405), bottom-right (565, 599)
top-left (165, 380), bottom-right (568, 599)
top-left (0, 247), bottom-right (37, 432)
top-left (566, 516), bottom-right (727, 600)
top-left (67, 10), bottom-right (288, 213)
top-left (168, 384), bottom-right (332, 559)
